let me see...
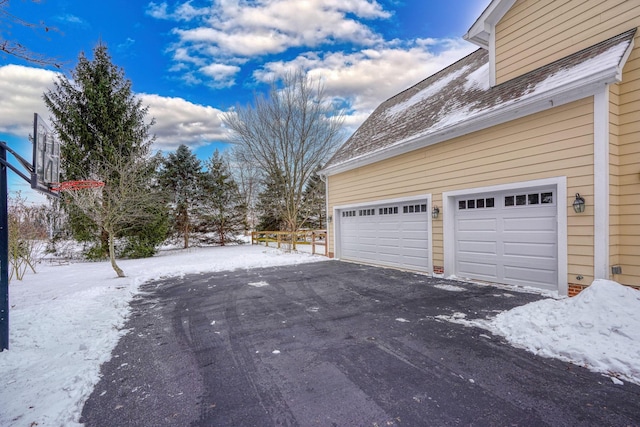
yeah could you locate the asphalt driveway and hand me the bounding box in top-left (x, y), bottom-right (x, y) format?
top-left (81, 260), bottom-right (640, 426)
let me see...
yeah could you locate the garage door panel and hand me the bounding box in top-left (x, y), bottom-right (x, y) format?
top-left (457, 240), bottom-right (497, 255)
top-left (503, 242), bottom-right (556, 258)
top-left (457, 218), bottom-right (498, 232)
top-left (401, 238), bottom-right (430, 249)
top-left (503, 265), bottom-right (557, 289)
top-left (402, 219), bottom-right (429, 231)
top-left (458, 260), bottom-right (498, 278)
top-left (503, 216), bottom-right (556, 232)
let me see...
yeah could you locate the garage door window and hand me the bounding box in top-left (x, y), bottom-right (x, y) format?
top-left (342, 210), bottom-right (356, 217)
top-left (504, 191), bottom-right (553, 207)
top-left (359, 209), bottom-right (375, 216)
top-left (458, 197), bottom-right (495, 210)
top-left (379, 207), bottom-right (399, 215)
top-left (403, 204), bottom-right (427, 213)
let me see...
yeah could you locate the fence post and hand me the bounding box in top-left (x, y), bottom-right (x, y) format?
top-left (311, 231), bottom-right (316, 255)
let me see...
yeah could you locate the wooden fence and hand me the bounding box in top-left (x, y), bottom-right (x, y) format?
top-left (251, 230), bottom-right (327, 256)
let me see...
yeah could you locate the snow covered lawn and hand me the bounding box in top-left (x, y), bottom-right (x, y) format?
top-left (1, 243), bottom-right (639, 426)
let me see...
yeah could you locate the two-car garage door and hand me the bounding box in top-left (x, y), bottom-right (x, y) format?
top-left (338, 200), bottom-right (430, 273)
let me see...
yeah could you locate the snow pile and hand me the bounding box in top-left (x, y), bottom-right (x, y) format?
top-left (489, 280), bottom-right (640, 384)
top-left (0, 245), bottom-right (325, 427)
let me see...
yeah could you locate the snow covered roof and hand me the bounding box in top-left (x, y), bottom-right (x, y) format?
top-left (324, 29), bottom-right (636, 175)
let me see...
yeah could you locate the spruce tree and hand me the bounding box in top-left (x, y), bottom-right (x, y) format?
top-left (255, 170), bottom-right (286, 231)
top-left (300, 168), bottom-right (326, 229)
top-left (43, 43), bottom-right (165, 273)
top-left (158, 144), bottom-right (203, 248)
top-left (199, 150), bottom-right (246, 246)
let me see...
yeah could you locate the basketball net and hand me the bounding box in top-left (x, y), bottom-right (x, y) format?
top-left (50, 180), bottom-right (105, 212)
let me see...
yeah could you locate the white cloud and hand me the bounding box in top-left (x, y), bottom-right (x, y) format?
top-left (0, 65), bottom-right (229, 153)
top-left (150, 0), bottom-right (391, 85)
top-left (140, 94), bottom-right (230, 150)
top-left (0, 65), bottom-right (58, 137)
top-left (199, 63), bottom-right (241, 88)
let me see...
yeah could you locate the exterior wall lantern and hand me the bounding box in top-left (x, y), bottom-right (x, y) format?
top-left (573, 193), bottom-right (585, 213)
top-left (432, 205), bottom-right (440, 219)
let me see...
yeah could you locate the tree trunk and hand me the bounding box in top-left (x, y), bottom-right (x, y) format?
top-left (107, 228), bottom-right (125, 277)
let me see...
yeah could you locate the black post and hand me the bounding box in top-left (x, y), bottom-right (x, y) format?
top-left (0, 146), bottom-right (8, 350)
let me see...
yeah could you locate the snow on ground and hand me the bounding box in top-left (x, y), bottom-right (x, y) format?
top-left (436, 279), bottom-right (640, 386)
top-left (489, 280), bottom-right (640, 385)
top-left (0, 244), bottom-right (326, 427)
top-left (2, 244), bottom-right (640, 426)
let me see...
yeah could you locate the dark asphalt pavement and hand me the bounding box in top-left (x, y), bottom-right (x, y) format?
top-left (81, 260), bottom-right (640, 426)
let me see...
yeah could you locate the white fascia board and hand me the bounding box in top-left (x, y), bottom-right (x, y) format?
top-left (464, 0), bottom-right (516, 48)
top-left (616, 37), bottom-right (635, 80)
top-left (323, 66), bottom-right (624, 177)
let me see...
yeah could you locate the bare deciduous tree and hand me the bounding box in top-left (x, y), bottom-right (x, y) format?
top-left (0, 0), bottom-right (61, 68)
top-left (8, 193), bottom-right (48, 281)
top-left (229, 145), bottom-right (261, 232)
top-left (223, 69), bottom-right (344, 243)
top-left (61, 155), bottom-right (164, 277)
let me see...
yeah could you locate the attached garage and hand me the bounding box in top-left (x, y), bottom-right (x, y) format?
top-left (336, 199), bottom-right (431, 273)
top-left (452, 186), bottom-right (560, 292)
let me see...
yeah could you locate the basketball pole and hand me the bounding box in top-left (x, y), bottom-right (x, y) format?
top-left (0, 144), bottom-right (9, 351)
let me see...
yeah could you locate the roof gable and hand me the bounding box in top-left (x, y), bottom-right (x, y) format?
top-left (323, 29), bottom-right (636, 175)
top-left (464, 0), bottom-right (516, 49)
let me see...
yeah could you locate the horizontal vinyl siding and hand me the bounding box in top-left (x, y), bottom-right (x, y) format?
top-left (611, 29), bottom-right (640, 286)
top-left (328, 97), bottom-right (595, 283)
top-left (495, 0), bottom-right (640, 85)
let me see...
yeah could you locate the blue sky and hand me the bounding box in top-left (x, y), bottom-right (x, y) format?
top-left (0, 0), bottom-right (490, 199)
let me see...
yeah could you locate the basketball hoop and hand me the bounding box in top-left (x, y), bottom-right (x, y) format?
top-left (50, 180), bottom-right (105, 192)
top-left (50, 180), bottom-right (105, 212)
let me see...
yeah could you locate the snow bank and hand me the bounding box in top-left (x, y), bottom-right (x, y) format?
top-left (489, 279), bottom-right (640, 384)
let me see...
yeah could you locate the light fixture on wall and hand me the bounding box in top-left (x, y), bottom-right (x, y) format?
top-left (573, 193), bottom-right (585, 213)
top-left (432, 205), bottom-right (440, 219)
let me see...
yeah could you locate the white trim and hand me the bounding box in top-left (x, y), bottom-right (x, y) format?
top-left (489, 27), bottom-right (497, 87)
top-left (593, 87), bottom-right (610, 280)
top-left (443, 177), bottom-right (568, 296)
top-left (464, 0), bottom-right (516, 49)
top-left (333, 194), bottom-right (433, 273)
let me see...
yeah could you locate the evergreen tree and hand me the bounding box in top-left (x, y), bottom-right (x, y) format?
top-left (255, 170), bottom-right (286, 231)
top-left (300, 168), bottom-right (326, 229)
top-left (198, 150), bottom-right (246, 246)
top-left (158, 144), bottom-right (203, 249)
top-left (44, 43), bottom-right (153, 182)
top-left (43, 43), bottom-right (165, 273)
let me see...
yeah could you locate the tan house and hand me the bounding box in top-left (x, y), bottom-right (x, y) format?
top-left (321, 0), bottom-right (640, 296)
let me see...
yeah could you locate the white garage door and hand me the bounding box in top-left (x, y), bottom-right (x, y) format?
top-left (455, 188), bottom-right (558, 291)
top-left (339, 201), bottom-right (429, 272)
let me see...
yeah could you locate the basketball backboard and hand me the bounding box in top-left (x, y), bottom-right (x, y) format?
top-left (32, 113), bottom-right (60, 192)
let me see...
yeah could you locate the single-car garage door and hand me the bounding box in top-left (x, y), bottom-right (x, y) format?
top-left (455, 188), bottom-right (558, 291)
top-left (339, 200), bottom-right (430, 272)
